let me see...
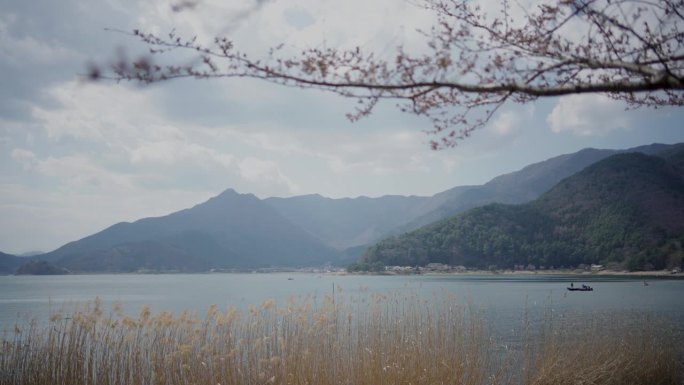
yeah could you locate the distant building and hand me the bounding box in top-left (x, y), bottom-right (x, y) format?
top-left (385, 265), bottom-right (416, 273)
top-left (424, 263), bottom-right (451, 272)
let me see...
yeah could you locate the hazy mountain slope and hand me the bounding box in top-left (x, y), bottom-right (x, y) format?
top-left (264, 194), bottom-right (428, 249)
top-left (265, 147), bottom-right (627, 252)
top-left (264, 143), bottom-right (682, 256)
top-left (0, 252), bottom-right (22, 274)
top-left (266, 146), bottom-right (615, 250)
top-left (397, 149), bottom-right (619, 232)
top-left (361, 152), bottom-right (684, 271)
top-left (38, 189), bottom-right (337, 271)
top-left (396, 143), bottom-right (678, 233)
top-left (57, 240), bottom-right (213, 273)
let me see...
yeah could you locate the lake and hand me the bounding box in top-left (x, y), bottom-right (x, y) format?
top-left (1, 273), bottom-right (683, 340)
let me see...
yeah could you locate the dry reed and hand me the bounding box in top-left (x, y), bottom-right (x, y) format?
top-left (0, 293), bottom-right (681, 385)
top-left (521, 311), bottom-right (683, 385)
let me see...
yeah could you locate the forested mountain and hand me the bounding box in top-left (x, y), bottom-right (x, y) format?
top-left (359, 152), bottom-right (684, 271)
top-left (657, 143), bottom-right (684, 170)
top-left (36, 189), bottom-right (337, 272)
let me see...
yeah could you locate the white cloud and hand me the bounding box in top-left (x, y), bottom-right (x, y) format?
top-left (323, 130), bottom-right (433, 175)
top-left (37, 155), bottom-right (136, 191)
top-left (491, 105), bottom-right (535, 136)
top-left (240, 125), bottom-right (438, 177)
top-left (24, 79), bottom-right (308, 196)
top-left (239, 156), bottom-right (276, 181)
top-left (547, 95), bottom-right (630, 136)
top-left (33, 82), bottom-right (159, 143)
top-left (135, 0), bottom-right (278, 46)
top-left (129, 139), bottom-right (234, 169)
top-left (238, 156), bottom-right (299, 196)
top-left (441, 157), bottom-right (459, 173)
top-left (10, 148), bottom-right (37, 170)
top-left (32, 81), bottom-right (238, 172)
top-left (131, 0), bottom-right (435, 59)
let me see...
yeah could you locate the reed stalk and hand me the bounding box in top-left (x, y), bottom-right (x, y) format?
top-left (0, 294), bottom-right (680, 385)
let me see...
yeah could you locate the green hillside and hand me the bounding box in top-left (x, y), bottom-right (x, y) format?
top-left (357, 152), bottom-right (684, 272)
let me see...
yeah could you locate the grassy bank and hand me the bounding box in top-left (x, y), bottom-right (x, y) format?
top-left (1, 294), bottom-right (681, 385)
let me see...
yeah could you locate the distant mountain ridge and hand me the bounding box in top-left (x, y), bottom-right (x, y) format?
top-left (393, 143), bottom-right (674, 232)
top-left (10, 142), bottom-right (683, 274)
top-left (266, 143), bottom-right (678, 252)
top-left (264, 194), bottom-right (429, 250)
top-left (36, 189), bottom-right (337, 272)
top-left (359, 150), bottom-right (684, 271)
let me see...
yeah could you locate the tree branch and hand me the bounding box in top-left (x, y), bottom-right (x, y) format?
top-left (95, 0), bottom-right (684, 148)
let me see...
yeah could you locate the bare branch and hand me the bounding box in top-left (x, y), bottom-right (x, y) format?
top-left (95, 0), bottom-right (684, 148)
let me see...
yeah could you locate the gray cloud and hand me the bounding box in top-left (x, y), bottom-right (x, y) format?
top-left (1, 0), bottom-right (683, 255)
top-left (0, 0), bottom-right (140, 122)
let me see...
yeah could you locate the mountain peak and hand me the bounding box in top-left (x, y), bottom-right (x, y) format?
top-left (34, 184), bottom-right (336, 272)
top-left (207, 188), bottom-right (259, 203)
top-left (217, 188), bottom-right (240, 197)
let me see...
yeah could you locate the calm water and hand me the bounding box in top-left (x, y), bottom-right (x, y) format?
top-left (1, 273), bottom-right (683, 338)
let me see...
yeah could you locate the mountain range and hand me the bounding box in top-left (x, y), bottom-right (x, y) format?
top-left (1, 142), bottom-right (682, 273)
top-left (359, 150), bottom-right (684, 271)
top-left (263, 143), bottom-right (679, 251)
top-left (33, 189), bottom-right (337, 272)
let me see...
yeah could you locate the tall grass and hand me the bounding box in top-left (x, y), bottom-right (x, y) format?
top-left (521, 311), bottom-right (683, 385)
top-left (1, 293), bottom-right (681, 385)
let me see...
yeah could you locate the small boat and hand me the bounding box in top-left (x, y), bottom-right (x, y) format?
top-left (567, 285), bottom-right (593, 291)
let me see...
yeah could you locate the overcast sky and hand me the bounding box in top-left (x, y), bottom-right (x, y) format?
top-left (1, 0), bottom-right (683, 254)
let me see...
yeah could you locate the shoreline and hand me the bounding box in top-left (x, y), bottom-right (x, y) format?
top-left (4, 268), bottom-right (684, 279)
top-left (345, 268), bottom-right (684, 279)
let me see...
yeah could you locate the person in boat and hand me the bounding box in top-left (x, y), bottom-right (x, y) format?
top-left (570, 282), bottom-right (574, 288)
